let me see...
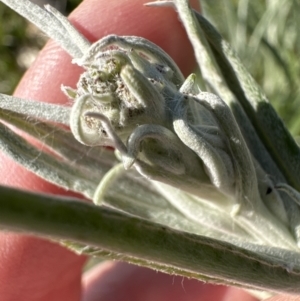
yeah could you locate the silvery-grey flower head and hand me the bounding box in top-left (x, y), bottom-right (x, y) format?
top-left (64, 35), bottom-right (238, 202)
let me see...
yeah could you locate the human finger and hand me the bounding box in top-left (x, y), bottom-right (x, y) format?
top-left (0, 0), bottom-right (200, 300)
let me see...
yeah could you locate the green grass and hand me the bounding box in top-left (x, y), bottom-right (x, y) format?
top-left (201, 0), bottom-right (300, 135)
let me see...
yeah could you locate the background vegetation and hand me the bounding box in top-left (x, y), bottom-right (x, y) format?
top-left (202, 0), bottom-right (300, 136)
top-left (1, 0), bottom-right (300, 135)
top-left (0, 0), bottom-right (81, 94)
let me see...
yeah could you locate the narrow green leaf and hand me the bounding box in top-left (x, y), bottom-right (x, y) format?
top-left (0, 121), bottom-right (97, 197)
top-left (0, 93), bottom-right (70, 125)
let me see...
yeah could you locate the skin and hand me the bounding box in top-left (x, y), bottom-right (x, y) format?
top-left (0, 0), bottom-right (291, 300)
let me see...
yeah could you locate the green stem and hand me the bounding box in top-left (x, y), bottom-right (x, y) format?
top-left (1, 185), bottom-right (300, 294)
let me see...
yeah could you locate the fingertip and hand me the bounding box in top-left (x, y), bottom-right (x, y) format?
top-left (82, 261), bottom-right (228, 301)
top-left (70, 0), bottom-right (199, 75)
top-left (0, 233), bottom-right (86, 301)
top-left (222, 287), bottom-right (259, 301)
top-left (265, 295), bottom-right (300, 301)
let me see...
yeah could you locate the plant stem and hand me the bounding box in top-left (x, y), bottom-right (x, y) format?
top-left (0, 185), bottom-right (300, 294)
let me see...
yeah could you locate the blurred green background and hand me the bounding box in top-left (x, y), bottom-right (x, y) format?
top-left (201, 0), bottom-right (300, 136)
top-left (0, 0), bottom-right (82, 94)
top-left (1, 0), bottom-right (300, 135)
